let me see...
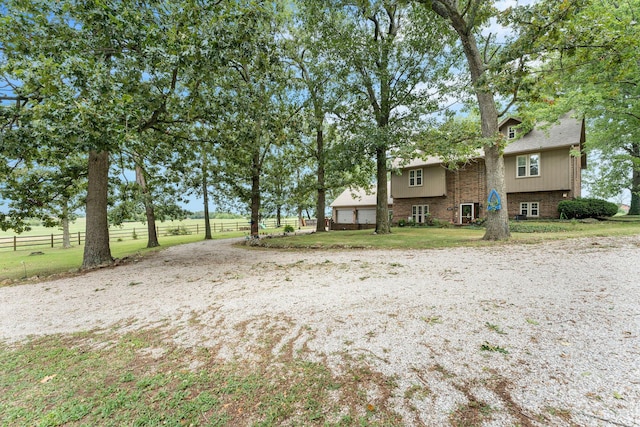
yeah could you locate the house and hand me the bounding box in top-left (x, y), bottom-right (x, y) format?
top-left (330, 114), bottom-right (586, 227)
top-left (391, 114), bottom-right (586, 224)
top-left (329, 184), bottom-right (392, 230)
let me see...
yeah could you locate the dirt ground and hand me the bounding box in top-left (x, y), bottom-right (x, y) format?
top-left (1, 234), bottom-right (639, 426)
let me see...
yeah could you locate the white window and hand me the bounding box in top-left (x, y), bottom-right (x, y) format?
top-left (508, 126), bottom-right (516, 139)
top-left (409, 169), bottom-right (423, 187)
top-left (520, 202), bottom-right (540, 217)
top-left (412, 205), bottom-right (429, 223)
top-left (516, 153), bottom-right (540, 177)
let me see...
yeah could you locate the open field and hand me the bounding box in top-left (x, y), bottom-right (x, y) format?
top-left (0, 218), bottom-right (307, 282)
top-left (1, 232), bottom-right (639, 426)
top-left (0, 217), bottom-right (302, 250)
top-left (0, 217), bottom-right (305, 238)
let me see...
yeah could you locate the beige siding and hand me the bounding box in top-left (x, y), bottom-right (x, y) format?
top-left (505, 148), bottom-right (571, 192)
top-left (391, 165), bottom-right (446, 198)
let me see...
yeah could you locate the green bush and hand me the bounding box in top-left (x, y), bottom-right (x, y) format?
top-left (557, 198), bottom-right (618, 219)
top-left (166, 226), bottom-right (191, 236)
top-left (283, 224), bottom-right (295, 233)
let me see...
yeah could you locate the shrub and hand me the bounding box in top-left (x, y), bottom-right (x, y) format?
top-left (397, 219), bottom-right (406, 227)
top-left (557, 198), bottom-right (618, 219)
top-left (166, 226), bottom-right (191, 236)
top-left (283, 224), bottom-right (295, 233)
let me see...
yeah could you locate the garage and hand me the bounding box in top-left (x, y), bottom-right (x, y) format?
top-left (336, 209), bottom-right (354, 224)
top-left (356, 209), bottom-right (376, 225)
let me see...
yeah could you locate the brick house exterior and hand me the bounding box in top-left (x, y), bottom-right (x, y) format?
top-left (391, 114), bottom-right (586, 224)
top-left (330, 114), bottom-right (586, 227)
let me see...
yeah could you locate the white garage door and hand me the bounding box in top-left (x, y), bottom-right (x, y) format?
top-left (336, 209), bottom-right (353, 224)
top-left (357, 209), bottom-right (376, 224)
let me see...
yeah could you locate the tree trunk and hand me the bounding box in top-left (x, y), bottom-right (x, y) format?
top-left (298, 206), bottom-right (303, 229)
top-left (483, 144), bottom-right (510, 239)
top-left (82, 150), bottom-right (113, 269)
top-left (316, 127), bottom-right (327, 232)
top-left (144, 199), bottom-right (158, 247)
top-left (276, 205), bottom-right (282, 228)
top-left (629, 166), bottom-right (640, 215)
top-left (375, 146), bottom-right (391, 234)
top-left (136, 164), bottom-right (159, 248)
top-left (61, 202), bottom-right (71, 249)
top-left (202, 163), bottom-right (212, 240)
top-left (437, 3), bottom-right (510, 240)
top-left (250, 149), bottom-right (260, 238)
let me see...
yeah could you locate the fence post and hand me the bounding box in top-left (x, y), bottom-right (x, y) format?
top-left (14, 235), bottom-right (17, 251)
top-left (51, 234), bottom-right (54, 248)
top-left (197, 224), bottom-right (199, 234)
top-left (78, 232), bottom-right (81, 245)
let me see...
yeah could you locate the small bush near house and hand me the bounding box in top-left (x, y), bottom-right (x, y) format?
top-left (397, 219), bottom-right (406, 227)
top-left (557, 198), bottom-right (619, 219)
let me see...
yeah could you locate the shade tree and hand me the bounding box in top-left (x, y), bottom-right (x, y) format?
top-left (517, 0), bottom-right (640, 215)
top-left (311, 0), bottom-right (457, 234)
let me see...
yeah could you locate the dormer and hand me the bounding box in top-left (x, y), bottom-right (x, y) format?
top-left (498, 116), bottom-right (524, 140)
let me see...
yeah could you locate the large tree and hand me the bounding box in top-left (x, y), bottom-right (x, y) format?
top-left (1, 0), bottom-right (229, 264)
top-left (412, 0), bottom-right (588, 239)
top-left (414, 0), bottom-right (512, 239)
top-left (524, 0), bottom-right (640, 215)
top-left (0, 0), bottom-right (133, 267)
top-left (315, 0), bottom-right (455, 234)
top-left (212, 2), bottom-right (300, 238)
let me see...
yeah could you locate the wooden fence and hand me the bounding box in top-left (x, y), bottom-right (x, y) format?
top-left (0, 218), bottom-right (310, 252)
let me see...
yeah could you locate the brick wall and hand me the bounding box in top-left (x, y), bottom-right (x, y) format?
top-left (393, 196), bottom-right (453, 224)
top-left (393, 162), bottom-right (487, 225)
top-left (506, 191), bottom-right (569, 219)
top-left (330, 223), bottom-right (376, 231)
top-left (393, 159), bottom-right (575, 223)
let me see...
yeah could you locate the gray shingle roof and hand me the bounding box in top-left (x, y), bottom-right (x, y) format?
top-left (503, 114), bottom-right (584, 154)
top-left (397, 113), bottom-right (584, 168)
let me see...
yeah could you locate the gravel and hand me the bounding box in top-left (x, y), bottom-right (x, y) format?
top-left (1, 234), bottom-right (639, 426)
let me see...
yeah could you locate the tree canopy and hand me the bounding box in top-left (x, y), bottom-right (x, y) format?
top-left (2, 0), bottom-right (637, 267)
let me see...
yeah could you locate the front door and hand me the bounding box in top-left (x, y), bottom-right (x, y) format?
top-left (460, 203), bottom-right (474, 224)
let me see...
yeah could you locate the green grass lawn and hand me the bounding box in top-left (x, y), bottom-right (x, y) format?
top-left (256, 218), bottom-right (640, 249)
top-left (0, 233), bottom-right (219, 282)
top-left (0, 327), bottom-right (401, 426)
top-left (2, 218), bottom-right (639, 283)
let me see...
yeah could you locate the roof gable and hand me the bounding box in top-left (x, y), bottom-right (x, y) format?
top-left (330, 183), bottom-right (392, 208)
top-left (503, 114), bottom-right (584, 154)
top-left (399, 113), bottom-right (585, 168)
top-left (498, 116), bottom-right (523, 131)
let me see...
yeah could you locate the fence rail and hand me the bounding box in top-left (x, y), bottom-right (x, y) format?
top-left (0, 218), bottom-right (311, 252)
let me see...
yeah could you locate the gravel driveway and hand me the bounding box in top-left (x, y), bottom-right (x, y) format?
top-left (1, 234), bottom-right (639, 426)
